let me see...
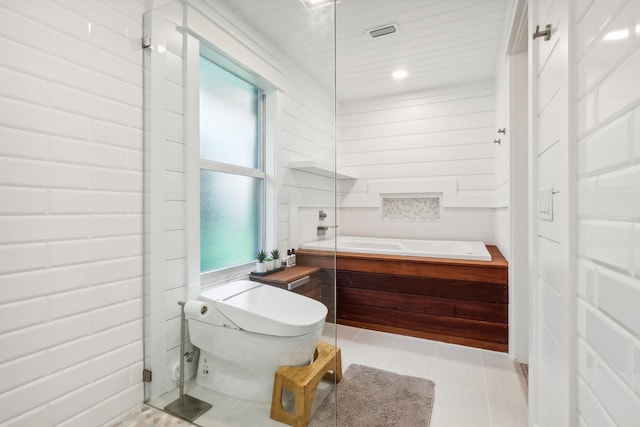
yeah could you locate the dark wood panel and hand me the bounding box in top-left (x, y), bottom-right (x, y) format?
top-left (337, 270), bottom-right (507, 303)
top-left (337, 303), bottom-right (508, 344)
top-left (337, 287), bottom-right (507, 323)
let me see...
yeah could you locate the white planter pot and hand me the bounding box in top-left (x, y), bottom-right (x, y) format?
top-left (265, 260), bottom-right (275, 271)
top-left (274, 259), bottom-right (282, 269)
top-left (256, 262), bottom-right (267, 273)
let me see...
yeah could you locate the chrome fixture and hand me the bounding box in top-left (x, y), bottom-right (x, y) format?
top-left (494, 138), bottom-right (501, 145)
top-left (533, 24), bottom-right (551, 41)
top-left (164, 301), bottom-right (212, 422)
top-left (497, 128), bottom-right (506, 134)
top-left (319, 210), bottom-right (327, 221)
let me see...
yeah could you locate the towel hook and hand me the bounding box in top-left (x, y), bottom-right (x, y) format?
top-left (497, 128), bottom-right (506, 135)
top-left (494, 138), bottom-right (501, 145)
top-left (533, 24), bottom-right (551, 41)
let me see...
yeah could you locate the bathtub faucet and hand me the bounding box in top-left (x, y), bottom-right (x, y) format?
top-left (317, 225), bottom-right (337, 236)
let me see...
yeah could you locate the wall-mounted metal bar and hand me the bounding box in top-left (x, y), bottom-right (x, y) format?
top-left (533, 24), bottom-right (551, 41)
top-left (287, 276), bottom-right (310, 291)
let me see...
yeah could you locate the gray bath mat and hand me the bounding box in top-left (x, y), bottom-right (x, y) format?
top-left (309, 364), bottom-right (435, 427)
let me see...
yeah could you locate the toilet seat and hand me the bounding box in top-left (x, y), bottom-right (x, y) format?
top-left (200, 280), bottom-right (328, 337)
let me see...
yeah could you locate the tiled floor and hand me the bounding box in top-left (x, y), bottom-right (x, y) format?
top-left (143, 324), bottom-right (528, 427)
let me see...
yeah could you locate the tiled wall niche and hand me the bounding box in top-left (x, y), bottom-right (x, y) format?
top-left (382, 197), bottom-right (440, 221)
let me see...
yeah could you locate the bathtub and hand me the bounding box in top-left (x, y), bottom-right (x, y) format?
top-left (301, 235), bottom-right (492, 261)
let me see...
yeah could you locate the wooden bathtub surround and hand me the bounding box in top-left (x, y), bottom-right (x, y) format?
top-left (270, 340), bottom-right (342, 427)
top-left (296, 246), bottom-right (509, 352)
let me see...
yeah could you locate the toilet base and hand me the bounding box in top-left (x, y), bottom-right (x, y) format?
top-left (196, 349), bottom-right (278, 402)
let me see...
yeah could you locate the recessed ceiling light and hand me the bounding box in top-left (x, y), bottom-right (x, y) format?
top-left (299, 0), bottom-right (339, 10)
top-left (392, 70), bottom-right (408, 79)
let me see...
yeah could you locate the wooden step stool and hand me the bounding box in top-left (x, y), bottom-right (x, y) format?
top-left (270, 340), bottom-right (342, 427)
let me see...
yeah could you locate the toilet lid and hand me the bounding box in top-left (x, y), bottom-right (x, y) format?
top-left (212, 282), bottom-right (328, 337)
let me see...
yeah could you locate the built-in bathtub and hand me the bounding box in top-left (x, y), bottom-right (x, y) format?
top-left (301, 235), bottom-right (492, 261)
top-left (296, 236), bottom-right (508, 352)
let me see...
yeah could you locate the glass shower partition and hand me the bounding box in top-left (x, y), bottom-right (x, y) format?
top-left (142, 1), bottom-right (338, 425)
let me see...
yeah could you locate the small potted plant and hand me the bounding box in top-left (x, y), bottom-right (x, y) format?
top-left (271, 249), bottom-right (281, 268)
top-left (255, 249), bottom-right (267, 273)
top-left (265, 256), bottom-right (275, 271)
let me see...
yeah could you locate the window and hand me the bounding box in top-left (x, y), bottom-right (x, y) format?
top-left (199, 56), bottom-right (264, 273)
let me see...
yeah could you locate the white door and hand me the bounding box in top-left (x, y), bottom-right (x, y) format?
top-left (529, 0), bottom-right (577, 425)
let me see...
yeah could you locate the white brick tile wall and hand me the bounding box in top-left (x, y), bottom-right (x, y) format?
top-left (90, 120), bottom-right (142, 149)
top-left (597, 165), bottom-right (640, 220)
top-left (91, 168), bottom-right (143, 192)
top-left (583, 304), bottom-right (633, 384)
top-left (0, 352), bottom-right (47, 395)
top-left (578, 378), bottom-right (617, 427)
top-left (0, 265), bottom-right (88, 303)
top-left (578, 114), bottom-right (631, 176)
top-left (92, 384), bottom-right (144, 426)
top-left (50, 281), bottom-right (129, 319)
top-left (0, 0), bottom-right (145, 424)
top-left (2, 406), bottom-right (51, 427)
top-left (577, 0), bottom-right (640, 420)
top-left (579, 341), bottom-right (640, 426)
top-left (91, 299), bottom-right (142, 333)
top-left (0, 243), bottom-right (48, 274)
top-left (90, 257), bottom-right (141, 285)
top-left (598, 269), bottom-right (640, 335)
top-left (0, 66), bottom-right (49, 106)
top-left (579, 220), bottom-right (633, 272)
top-left (0, 127), bottom-right (48, 160)
top-left (54, 410), bottom-right (93, 427)
top-left (0, 186), bottom-right (48, 214)
top-left (0, 298), bottom-right (48, 334)
top-left (49, 369), bottom-right (130, 425)
top-left (598, 50), bottom-right (640, 123)
top-left (48, 320), bottom-right (141, 374)
top-left (49, 189), bottom-right (129, 214)
top-left (0, 360), bottom-right (93, 423)
top-left (0, 216), bottom-right (90, 244)
top-left (0, 314), bottom-right (90, 362)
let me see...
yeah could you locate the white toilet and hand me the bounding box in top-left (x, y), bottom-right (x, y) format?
top-left (187, 280), bottom-right (328, 403)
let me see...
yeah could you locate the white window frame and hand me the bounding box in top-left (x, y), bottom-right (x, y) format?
top-left (185, 36), bottom-right (277, 290)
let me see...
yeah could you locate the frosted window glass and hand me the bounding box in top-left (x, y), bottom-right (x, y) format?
top-left (200, 170), bottom-right (263, 273)
top-left (199, 56), bottom-right (260, 169)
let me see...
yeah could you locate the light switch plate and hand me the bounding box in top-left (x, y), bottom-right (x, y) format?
top-left (538, 187), bottom-right (553, 221)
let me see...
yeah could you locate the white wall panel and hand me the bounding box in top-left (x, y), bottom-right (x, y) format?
top-left (337, 81), bottom-right (497, 240)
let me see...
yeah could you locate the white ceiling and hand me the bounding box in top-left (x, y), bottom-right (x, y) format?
top-left (213, 0), bottom-right (512, 102)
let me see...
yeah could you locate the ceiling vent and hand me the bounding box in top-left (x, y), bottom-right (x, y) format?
top-left (367, 23), bottom-right (399, 39)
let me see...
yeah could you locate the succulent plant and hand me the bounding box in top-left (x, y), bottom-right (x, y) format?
top-left (255, 249), bottom-right (267, 262)
top-left (270, 249), bottom-right (280, 259)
